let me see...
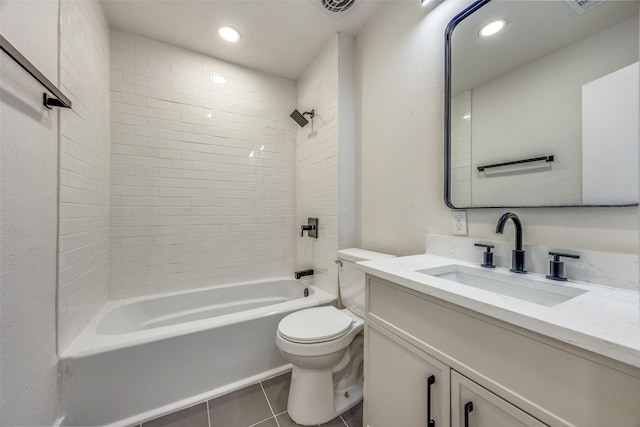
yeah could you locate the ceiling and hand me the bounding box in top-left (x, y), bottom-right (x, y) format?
top-left (102, 0), bottom-right (386, 80)
top-left (451, 0), bottom-right (639, 92)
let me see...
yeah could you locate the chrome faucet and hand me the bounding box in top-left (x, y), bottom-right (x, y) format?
top-left (495, 212), bottom-right (526, 274)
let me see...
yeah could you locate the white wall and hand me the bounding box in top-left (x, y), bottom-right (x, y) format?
top-left (296, 34), bottom-right (341, 295)
top-left (296, 33), bottom-right (356, 297)
top-left (58, 0), bottom-right (111, 353)
top-left (338, 34), bottom-right (357, 251)
top-left (582, 62), bottom-right (639, 205)
top-left (0, 0), bottom-right (60, 424)
top-left (357, 0), bottom-right (455, 256)
top-left (356, 0), bottom-right (639, 256)
top-left (109, 30), bottom-right (297, 298)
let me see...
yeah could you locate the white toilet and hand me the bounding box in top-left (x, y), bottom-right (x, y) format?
top-left (276, 248), bottom-right (395, 426)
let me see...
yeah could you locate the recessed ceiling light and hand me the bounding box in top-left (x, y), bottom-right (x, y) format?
top-left (218, 26), bottom-right (241, 42)
top-left (479, 19), bottom-right (506, 37)
top-left (211, 74), bottom-right (226, 85)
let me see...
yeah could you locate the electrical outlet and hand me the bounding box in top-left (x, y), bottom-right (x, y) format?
top-left (452, 210), bottom-right (468, 235)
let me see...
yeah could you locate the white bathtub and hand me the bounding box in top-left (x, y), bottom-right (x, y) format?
top-left (59, 278), bottom-right (334, 426)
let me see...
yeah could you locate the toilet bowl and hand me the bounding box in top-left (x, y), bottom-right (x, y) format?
top-left (276, 249), bottom-right (394, 426)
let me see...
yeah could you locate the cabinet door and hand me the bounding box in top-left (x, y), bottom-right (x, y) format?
top-left (451, 371), bottom-right (547, 427)
top-left (365, 324), bottom-right (450, 427)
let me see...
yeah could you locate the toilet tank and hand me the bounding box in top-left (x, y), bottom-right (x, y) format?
top-left (337, 248), bottom-right (395, 317)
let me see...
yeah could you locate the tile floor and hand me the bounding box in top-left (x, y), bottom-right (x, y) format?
top-left (137, 372), bottom-right (363, 427)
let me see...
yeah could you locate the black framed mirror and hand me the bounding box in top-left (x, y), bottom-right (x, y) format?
top-left (444, 0), bottom-right (639, 208)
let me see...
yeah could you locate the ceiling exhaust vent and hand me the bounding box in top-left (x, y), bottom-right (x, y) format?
top-left (320, 0), bottom-right (356, 14)
top-left (565, 0), bottom-right (604, 15)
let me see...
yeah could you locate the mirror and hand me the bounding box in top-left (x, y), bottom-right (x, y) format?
top-left (445, 0), bottom-right (639, 208)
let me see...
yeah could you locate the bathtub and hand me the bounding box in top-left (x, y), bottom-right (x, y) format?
top-left (59, 278), bottom-right (335, 426)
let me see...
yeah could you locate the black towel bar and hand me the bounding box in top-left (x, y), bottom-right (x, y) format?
top-left (477, 155), bottom-right (554, 172)
top-left (1, 34), bottom-right (72, 109)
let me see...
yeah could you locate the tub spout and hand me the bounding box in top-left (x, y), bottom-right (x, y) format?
top-left (295, 269), bottom-right (313, 279)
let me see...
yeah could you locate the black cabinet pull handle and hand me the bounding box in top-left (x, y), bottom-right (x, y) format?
top-left (427, 375), bottom-right (436, 427)
top-left (464, 401), bottom-right (474, 427)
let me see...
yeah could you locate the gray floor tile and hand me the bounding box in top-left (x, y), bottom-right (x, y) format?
top-left (252, 417), bottom-right (279, 427)
top-left (142, 403), bottom-right (209, 427)
top-left (341, 401), bottom-right (363, 427)
top-left (277, 412), bottom-right (346, 427)
top-left (209, 383), bottom-right (273, 427)
top-left (262, 372), bottom-right (291, 415)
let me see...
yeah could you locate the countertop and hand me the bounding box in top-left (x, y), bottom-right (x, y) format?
top-left (358, 254), bottom-right (640, 369)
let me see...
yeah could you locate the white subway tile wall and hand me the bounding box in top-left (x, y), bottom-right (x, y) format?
top-left (450, 90), bottom-right (472, 207)
top-left (109, 30), bottom-right (297, 298)
top-left (58, 0), bottom-right (111, 352)
top-left (296, 36), bottom-right (340, 296)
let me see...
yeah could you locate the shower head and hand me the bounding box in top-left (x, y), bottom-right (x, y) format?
top-left (290, 110), bottom-right (308, 127)
top-left (290, 109), bottom-right (315, 127)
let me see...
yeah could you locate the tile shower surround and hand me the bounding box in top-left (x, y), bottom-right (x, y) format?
top-left (138, 372), bottom-right (363, 427)
top-left (58, 0), bottom-right (111, 353)
top-left (296, 35), bottom-right (341, 297)
top-left (109, 30), bottom-right (298, 299)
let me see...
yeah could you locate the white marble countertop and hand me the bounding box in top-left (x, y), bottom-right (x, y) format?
top-left (358, 254), bottom-right (640, 369)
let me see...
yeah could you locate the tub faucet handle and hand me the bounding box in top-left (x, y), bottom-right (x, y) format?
top-left (301, 225), bottom-right (315, 237)
top-left (301, 218), bottom-right (318, 238)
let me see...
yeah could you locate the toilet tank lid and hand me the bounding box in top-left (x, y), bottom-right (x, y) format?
top-left (337, 248), bottom-right (395, 263)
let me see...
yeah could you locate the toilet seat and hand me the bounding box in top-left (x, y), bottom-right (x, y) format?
top-left (278, 306), bottom-right (353, 344)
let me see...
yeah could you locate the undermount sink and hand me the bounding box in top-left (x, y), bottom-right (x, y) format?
top-left (416, 264), bottom-right (587, 307)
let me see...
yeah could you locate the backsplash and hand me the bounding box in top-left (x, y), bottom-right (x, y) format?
top-left (426, 234), bottom-right (639, 292)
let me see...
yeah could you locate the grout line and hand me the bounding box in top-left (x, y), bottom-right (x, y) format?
top-left (259, 382), bottom-right (276, 417)
top-left (259, 382), bottom-right (281, 427)
top-left (339, 415), bottom-right (349, 427)
top-left (247, 416), bottom-right (277, 427)
top-left (206, 400), bottom-right (212, 427)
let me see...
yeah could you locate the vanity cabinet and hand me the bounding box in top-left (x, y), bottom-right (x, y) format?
top-left (451, 371), bottom-right (546, 427)
top-left (365, 322), bottom-right (544, 427)
top-left (366, 325), bottom-right (450, 427)
top-left (364, 275), bottom-right (640, 427)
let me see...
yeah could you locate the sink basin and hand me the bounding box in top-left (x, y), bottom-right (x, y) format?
top-left (416, 264), bottom-right (587, 307)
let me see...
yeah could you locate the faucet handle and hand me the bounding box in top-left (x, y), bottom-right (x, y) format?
top-left (474, 243), bottom-right (496, 268)
top-left (474, 243), bottom-right (494, 249)
top-left (301, 225), bottom-right (313, 237)
top-left (546, 251), bottom-right (580, 281)
top-left (300, 218), bottom-right (318, 238)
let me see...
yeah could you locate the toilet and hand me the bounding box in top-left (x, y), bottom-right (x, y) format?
top-left (276, 248), bottom-right (395, 426)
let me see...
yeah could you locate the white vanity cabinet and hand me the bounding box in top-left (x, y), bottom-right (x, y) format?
top-left (451, 371), bottom-right (546, 427)
top-left (364, 275), bottom-right (640, 427)
top-left (366, 325), bottom-right (450, 427)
